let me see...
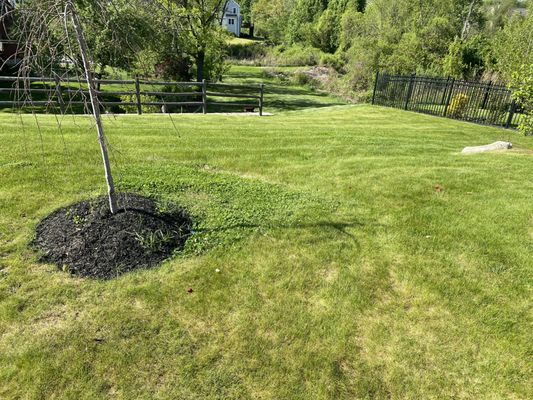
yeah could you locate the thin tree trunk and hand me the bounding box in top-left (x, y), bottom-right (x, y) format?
top-left (68, 2), bottom-right (117, 214)
top-left (461, 0), bottom-right (476, 40)
top-left (219, 0), bottom-right (229, 25)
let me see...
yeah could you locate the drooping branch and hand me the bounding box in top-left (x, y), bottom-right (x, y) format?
top-left (67, 0), bottom-right (118, 213)
top-left (2, 0), bottom-right (120, 214)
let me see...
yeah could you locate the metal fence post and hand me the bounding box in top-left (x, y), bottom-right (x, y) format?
top-left (259, 83), bottom-right (264, 116)
top-left (481, 81), bottom-right (492, 109)
top-left (54, 75), bottom-right (65, 115)
top-left (135, 76), bottom-right (142, 115)
top-left (440, 77), bottom-right (450, 105)
top-left (505, 99), bottom-right (517, 128)
top-left (202, 79), bottom-right (207, 114)
top-left (372, 71), bottom-right (380, 105)
top-left (443, 78), bottom-right (455, 117)
top-left (404, 73), bottom-right (415, 110)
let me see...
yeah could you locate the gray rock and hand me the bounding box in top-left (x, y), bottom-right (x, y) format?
top-left (461, 141), bottom-right (512, 154)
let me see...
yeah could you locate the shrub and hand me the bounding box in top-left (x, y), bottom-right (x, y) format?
top-left (448, 93), bottom-right (469, 118)
top-left (227, 41), bottom-right (267, 60)
top-left (290, 71), bottom-right (313, 86)
top-left (510, 64), bottom-right (533, 136)
top-left (357, 89), bottom-right (374, 104)
top-left (262, 45), bottom-right (324, 67)
top-left (119, 94), bottom-right (160, 114)
top-left (262, 68), bottom-right (290, 83)
top-left (319, 53), bottom-right (344, 72)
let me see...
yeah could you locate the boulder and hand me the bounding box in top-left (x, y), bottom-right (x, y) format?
top-left (461, 141), bottom-right (512, 154)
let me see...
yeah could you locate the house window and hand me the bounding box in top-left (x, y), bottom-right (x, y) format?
top-left (229, 18), bottom-right (234, 25)
top-left (233, 8), bottom-right (236, 13)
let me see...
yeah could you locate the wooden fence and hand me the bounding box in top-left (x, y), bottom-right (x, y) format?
top-left (0, 76), bottom-right (265, 115)
top-left (371, 72), bottom-right (524, 129)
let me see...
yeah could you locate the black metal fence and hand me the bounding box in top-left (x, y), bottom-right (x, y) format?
top-left (0, 76), bottom-right (265, 115)
top-left (371, 72), bottom-right (524, 129)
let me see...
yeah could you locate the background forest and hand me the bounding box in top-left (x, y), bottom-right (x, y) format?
top-left (5, 0), bottom-right (533, 133)
top-left (240, 0), bottom-right (533, 132)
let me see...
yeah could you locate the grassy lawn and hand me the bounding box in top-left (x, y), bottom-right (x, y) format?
top-left (226, 37), bottom-right (264, 45)
top-left (224, 65), bottom-right (346, 113)
top-left (0, 105), bottom-right (532, 399)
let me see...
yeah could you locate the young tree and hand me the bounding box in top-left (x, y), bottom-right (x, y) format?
top-left (511, 64), bottom-right (533, 135)
top-left (493, 5), bottom-right (533, 135)
top-left (9, 0), bottom-right (121, 213)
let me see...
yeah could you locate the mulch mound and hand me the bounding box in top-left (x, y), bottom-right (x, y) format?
top-left (32, 193), bottom-right (191, 279)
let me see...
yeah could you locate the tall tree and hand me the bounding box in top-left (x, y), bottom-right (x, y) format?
top-left (252, 0), bottom-right (295, 43)
top-left (240, 0), bottom-right (255, 36)
top-left (162, 0), bottom-right (228, 81)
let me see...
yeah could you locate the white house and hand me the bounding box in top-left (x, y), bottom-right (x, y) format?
top-left (221, 0), bottom-right (241, 37)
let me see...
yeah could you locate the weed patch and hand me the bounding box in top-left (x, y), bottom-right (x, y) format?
top-left (120, 164), bottom-right (336, 254)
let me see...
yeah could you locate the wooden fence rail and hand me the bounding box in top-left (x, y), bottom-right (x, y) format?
top-left (0, 76), bottom-right (265, 116)
top-left (371, 72), bottom-right (524, 129)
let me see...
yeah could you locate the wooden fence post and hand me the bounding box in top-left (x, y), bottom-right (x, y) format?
top-left (54, 75), bottom-right (65, 115)
top-left (259, 83), bottom-right (264, 116)
top-left (372, 71), bottom-right (380, 105)
top-left (95, 73), bottom-right (101, 92)
top-left (135, 76), bottom-right (142, 115)
top-left (404, 73), bottom-right (416, 110)
top-left (443, 78), bottom-right (455, 117)
top-left (202, 79), bottom-right (207, 114)
top-left (505, 99), bottom-right (517, 128)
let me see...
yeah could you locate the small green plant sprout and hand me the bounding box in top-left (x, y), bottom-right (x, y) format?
top-left (155, 200), bottom-right (177, 215)
top-left (133, 229), bottom-right (175, 253)
top-left (71, 214), bottom-right (87, 226)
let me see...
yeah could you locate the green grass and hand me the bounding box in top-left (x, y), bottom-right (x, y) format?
top-left (0, 105), bottom-right (532, 399)
top-left (223, 65), bottom-right (346, 113)
top-left (227, 37), bottom-right (264, 45)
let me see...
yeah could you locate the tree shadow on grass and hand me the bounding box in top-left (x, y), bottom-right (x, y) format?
top-left (263, 85), bottom-right (346, 111)
top-left (265, 85), bottom-right (329, 96)
top-left (265, 98), bottom-right (345, 112)
top-left (195, 220), bottom-right (363, 241)
top-left (208, 97), bottom-right (342, 113)
top-left (225, 72), bottom-right (264, 81)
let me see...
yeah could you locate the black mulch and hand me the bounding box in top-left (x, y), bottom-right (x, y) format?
top-left (32, 193), bottom-right (191, 279)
